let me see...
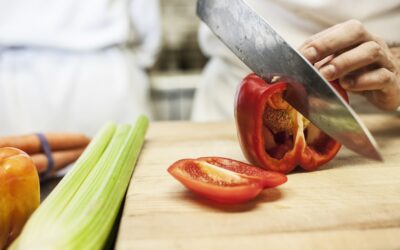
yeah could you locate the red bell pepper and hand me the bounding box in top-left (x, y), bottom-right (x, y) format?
top-left (235, 73), bottom-right (348, 174)
top-left (168, 157), bottom-right (287, 204)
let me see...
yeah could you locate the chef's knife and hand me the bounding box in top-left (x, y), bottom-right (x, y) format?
top-left (197, 0), bottom-right (382, 161)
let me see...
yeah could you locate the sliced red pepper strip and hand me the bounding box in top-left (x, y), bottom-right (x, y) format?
top-left (196, 157), bottom-right (287, 188)
top-left (168, 157), bottom-right (287, 204)
top-left (235, 73), bottom-right (349, 173)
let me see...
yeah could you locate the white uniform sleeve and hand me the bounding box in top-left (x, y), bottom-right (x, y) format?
top-left (129, 0), bottom-right (162, 68)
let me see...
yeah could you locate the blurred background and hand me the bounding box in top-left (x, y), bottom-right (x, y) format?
top-left (150, 0), bottom-right (207, 121)
top-left (0, 0), bottom-right (210, 138)
top-left (1, 0), bottom-right (395, 135)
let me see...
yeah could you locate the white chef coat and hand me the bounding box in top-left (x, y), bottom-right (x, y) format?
top-left (191, 0), bottom-right (400, 121)
top-left (0, 0), bottom-right (161, 136)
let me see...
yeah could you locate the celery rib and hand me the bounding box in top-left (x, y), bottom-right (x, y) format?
top-left (11, 116), bottom-right (148, 250)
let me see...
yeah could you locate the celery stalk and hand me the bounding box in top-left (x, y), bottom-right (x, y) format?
top-left (11, 116), bottom-right (148, 250)
top-left (11, 121), bottom-right (116, 245)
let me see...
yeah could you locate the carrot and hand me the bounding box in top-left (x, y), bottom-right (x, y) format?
top-left (0, 133), bottom-right (90, 154)
top-left (31, 147), bottom-right (86, 176)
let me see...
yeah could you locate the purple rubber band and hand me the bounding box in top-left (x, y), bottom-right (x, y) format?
top-left (37, 133), bottom-right (54, 179)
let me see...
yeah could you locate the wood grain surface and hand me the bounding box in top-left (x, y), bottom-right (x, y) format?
top-left (116, 113), bottom-right (400, 250)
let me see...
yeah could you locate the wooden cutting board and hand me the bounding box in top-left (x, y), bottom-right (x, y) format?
top-left (115, 113), bottom-right (400, 250)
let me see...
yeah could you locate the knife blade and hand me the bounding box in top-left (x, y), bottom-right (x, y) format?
top-left (197, 0), bottom-right (382, 161)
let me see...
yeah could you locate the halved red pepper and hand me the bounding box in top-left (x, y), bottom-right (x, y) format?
top-left (235, 73), bottom-right (348, 174)
top-left (168, 157), bottom-right (287, 204)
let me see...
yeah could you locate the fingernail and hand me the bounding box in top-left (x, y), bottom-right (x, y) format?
top-left (304, 47), bottom-right (318, 61)
top-left (320, 64), bottom-right (336, 80)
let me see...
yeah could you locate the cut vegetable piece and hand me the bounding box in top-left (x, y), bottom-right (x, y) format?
top-left (196, 157), bottom-right (287, 188)
top-left (168, 157), bottom-right (287, 204)
top-left (235, 73), bottom-right (348, 173)
top-left (10, 116), bottom-right (149, 250)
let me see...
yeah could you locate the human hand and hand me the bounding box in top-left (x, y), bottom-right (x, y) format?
top-left (299, 20), bottom-right (400, 111)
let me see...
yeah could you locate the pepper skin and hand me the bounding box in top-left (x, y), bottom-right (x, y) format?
top-left (0, 147), bottom-right (40, 249)
top-left (235, 73), bottom-right (348, 174)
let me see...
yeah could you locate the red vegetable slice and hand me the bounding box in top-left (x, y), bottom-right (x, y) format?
top-left (196, 157), bottom-right (287, 188)
top-left (168, 157), bottom-right (287, 204)
top-left (235, 73), bottom-right (349, 173)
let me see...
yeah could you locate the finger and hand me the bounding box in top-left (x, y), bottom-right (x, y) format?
top-left (313, 45), bottom-right (358, 69)
top-left (364, 89), bottom-right (400, 111)
top-left (339, 67), bottom-right (395, 92)
top-left (300, 20), bottom-right (373, 63)
top-left (319, 41), bottom-right (395, 81)
top-left (299, 23), bottom-right (343, 48)
top-left (314, 55), bottom-right (334, 69)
